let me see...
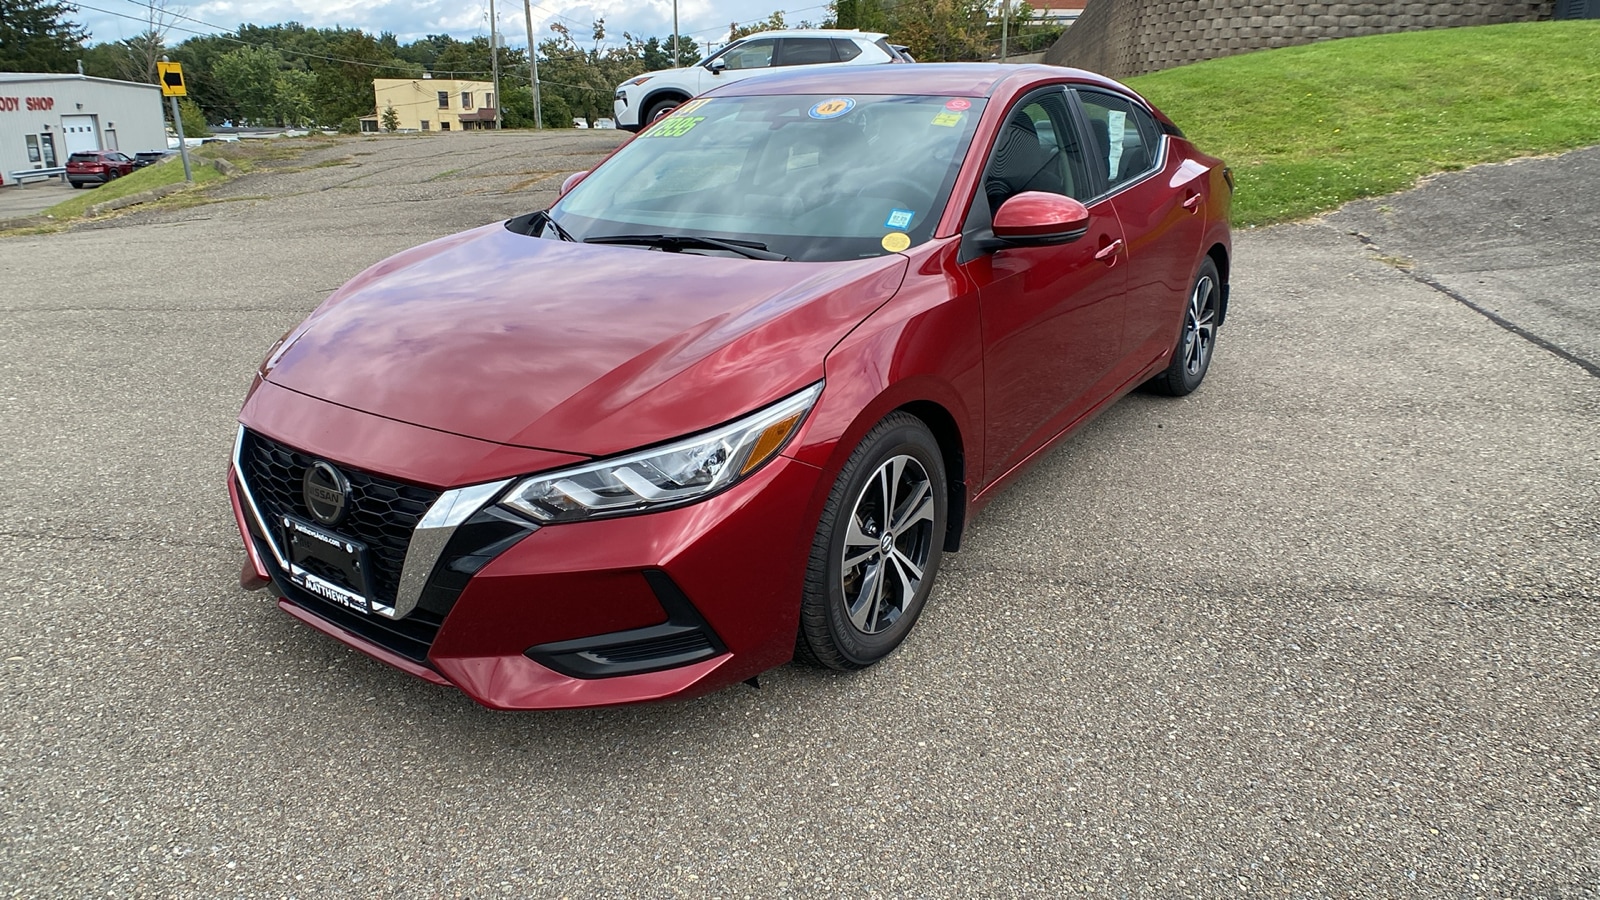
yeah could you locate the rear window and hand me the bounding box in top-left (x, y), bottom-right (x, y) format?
top-left (68, 153), bottom-right (100, 162)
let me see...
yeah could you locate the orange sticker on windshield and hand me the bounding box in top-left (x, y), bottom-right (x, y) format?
top-left (809, 98), bottom-right (855, 120)
top-left (881, 232), bottom-right (911, 252)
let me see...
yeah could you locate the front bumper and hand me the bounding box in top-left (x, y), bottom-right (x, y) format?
top-left (231, 388), bottom-right (823, 710)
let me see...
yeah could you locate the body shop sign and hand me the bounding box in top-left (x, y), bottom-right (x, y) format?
top-left (0, 97), bottom-right (55, 112)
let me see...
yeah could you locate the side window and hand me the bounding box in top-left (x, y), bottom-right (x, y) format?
top-left (833, 38), bottom-right (863, 61)
top-left (982, 90), bottom-right (1091, 216)
top-left (721, 39), bottom-right (776, 70)
top-left (776, 38), bottom-right (836, 66)
top-left (1075, 89), bottom-right (1162, 190)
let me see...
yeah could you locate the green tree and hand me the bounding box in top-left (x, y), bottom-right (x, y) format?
top-left (381, 104), bottom-right (399, 132)
top-left (729, 11), bottom-right (785, 41)
top-left (0, 0), bottom-right (88, 72)
top-left (537, 19), bottom-right (646, 128)
top-left (213, 44), bottom-right (288, 125)
top-left (175, 97), bottom-right (210, 137)
top-left (273, 67), bottom-right (316, 126)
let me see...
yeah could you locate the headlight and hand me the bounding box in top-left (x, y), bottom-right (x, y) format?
top-left (500, 382), bottom-right (822, 523)
top-left (626, 75), bottom-right (652, 86)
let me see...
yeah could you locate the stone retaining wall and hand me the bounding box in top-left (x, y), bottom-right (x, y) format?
top-left (1043, 0), bottom-right (1555, 77)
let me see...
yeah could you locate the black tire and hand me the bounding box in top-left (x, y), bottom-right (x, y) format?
top-left (1145, 257), bottom-right (1222, 397)
top-left (644, 98), bottom-right (682, 124)
top-left (71, 182), bottom-right (85, 189)
top-left (796, 412), bottom-right (948, 670)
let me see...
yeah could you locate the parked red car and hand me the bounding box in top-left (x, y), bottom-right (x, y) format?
top-left (229, 63), bottom-right (1233, 710)
top-left (66, 150), bottom-right (136, 188)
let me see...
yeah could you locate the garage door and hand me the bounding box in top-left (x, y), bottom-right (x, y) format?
top-left (61, 115), bottom-right (100, 155)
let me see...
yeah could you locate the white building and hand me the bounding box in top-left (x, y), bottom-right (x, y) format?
top-left (0, 74), bottom-right (166, 180)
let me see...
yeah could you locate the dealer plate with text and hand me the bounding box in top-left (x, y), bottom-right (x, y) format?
top-left (281, 515), bottom-right (373, 615)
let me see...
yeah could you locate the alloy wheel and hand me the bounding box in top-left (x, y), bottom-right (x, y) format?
top-left (838, 454), bottom-right (937, 635)
top-left (1183, 274), bottom-right (1218, 377)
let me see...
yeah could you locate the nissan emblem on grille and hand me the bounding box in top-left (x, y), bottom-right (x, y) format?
top-left (303, 461), bottom-right (351, 525)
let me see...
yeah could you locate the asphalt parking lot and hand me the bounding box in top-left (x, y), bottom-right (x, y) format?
top-left (1, 131), bottom-right (1596, 897)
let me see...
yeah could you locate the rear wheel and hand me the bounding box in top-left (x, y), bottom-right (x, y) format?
top-left (796, 413), bottom-right (947, 670)
top-left (1146, 257), bottom-right (1222, 396)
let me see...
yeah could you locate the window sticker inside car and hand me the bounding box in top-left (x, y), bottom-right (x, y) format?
top-left (809, 98), bottom-right (855, 120)
top-left (673, 98), bottom-right (712, 116)
top-left (945, 98), bottom-right (971, 111)
top-left (648, 116), bottom-right (705, 138)
top-left (931, 111), bottom-right (962, 127)
top-left (885, 209), bottom-right (915, 229)
top-left (1106, 109), bottom-right (1127, 175)
top-left (881, 232), bottom-right (911, 253)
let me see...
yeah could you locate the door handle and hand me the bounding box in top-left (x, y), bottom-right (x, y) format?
top-left (1094, 239), bottom-right (1123, 262)
top-left (1182, 193), bottom-right (1202, 211)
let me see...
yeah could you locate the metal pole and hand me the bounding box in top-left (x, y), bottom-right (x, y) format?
top-left (162, 56), bottom-right (192, 183)
top-left (1001, 0), bottom-right (1010, 61)
top-left (523, 0), bottom-right (542, 129)
top-left (673, 0), bottom-right (680, 66)
top-left (490, 0), bottom-right (502, 129)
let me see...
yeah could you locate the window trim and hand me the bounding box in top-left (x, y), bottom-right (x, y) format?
top-left (1066, 87), bottom-right (1169, 203)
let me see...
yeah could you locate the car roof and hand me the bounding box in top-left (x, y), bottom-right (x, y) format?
top-left (707, 62), bottom-right (1130, 100)
top-left (732, 29), bottom-right (888, 41)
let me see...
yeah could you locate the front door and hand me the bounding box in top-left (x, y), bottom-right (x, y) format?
top-left (961, 88), bottom-right (1130, 485)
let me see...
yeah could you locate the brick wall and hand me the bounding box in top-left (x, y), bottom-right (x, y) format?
top-left (1043, 0), bottom-right (1555, 77)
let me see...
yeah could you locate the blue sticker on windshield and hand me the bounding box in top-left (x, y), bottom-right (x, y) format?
top-left (809, 98), bottom-right (855, 120)
top-left (885, 209), bottom-right (915, 229)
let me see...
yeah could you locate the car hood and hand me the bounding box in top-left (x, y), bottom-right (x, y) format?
top-left (264, 223), bottom-right (908, 457)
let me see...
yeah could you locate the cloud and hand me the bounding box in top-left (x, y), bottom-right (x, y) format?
top-left (78, 0), bottom-right (801, 49)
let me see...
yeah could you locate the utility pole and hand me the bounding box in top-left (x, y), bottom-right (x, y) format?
top-left (523, 0), bottom-right (542, 129)
top-left (489, 0), bottom-right (503, 129)
top-left (673, 0), bottom-right (680, 66)
top-left (1000, 0), bottom-right (1010, 61)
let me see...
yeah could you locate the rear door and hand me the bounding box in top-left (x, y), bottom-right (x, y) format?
top-left (1074, 88), bottom-right (1207, 371)
top-left (960, 87), bottom-right (1129, 485)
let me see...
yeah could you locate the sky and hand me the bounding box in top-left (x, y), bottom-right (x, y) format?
top-left (77, 0), bottom-right (838, 58)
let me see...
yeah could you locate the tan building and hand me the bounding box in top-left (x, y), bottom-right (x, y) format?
top-left (361, 78), bottom-right (497, 133)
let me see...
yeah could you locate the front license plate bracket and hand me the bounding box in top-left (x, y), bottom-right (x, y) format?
top-left (281, 515), bottom-right (374, 615)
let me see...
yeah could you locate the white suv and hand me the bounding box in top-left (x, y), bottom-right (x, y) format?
top-left (613, 30), bottom-right (912, 132)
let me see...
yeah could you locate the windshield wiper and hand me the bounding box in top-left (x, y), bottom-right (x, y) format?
top-left (528, 209), bottom-right (577, 242)
top-left (584, 233), bottom-right (790, 261)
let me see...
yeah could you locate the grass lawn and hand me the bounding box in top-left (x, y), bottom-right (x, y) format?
top-left (38, 156), bottom-right (223, 222)
top-left (28, 137), bottom-right (342, 227)
top-left (1127, 21), bottom-right (1600, 225)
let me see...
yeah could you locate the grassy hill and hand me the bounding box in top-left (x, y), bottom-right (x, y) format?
top-left (1127, 21), bottom-right (1600, 225)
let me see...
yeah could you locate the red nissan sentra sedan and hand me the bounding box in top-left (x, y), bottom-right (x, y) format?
top-left (229, 63), bottom-right (1232, 709)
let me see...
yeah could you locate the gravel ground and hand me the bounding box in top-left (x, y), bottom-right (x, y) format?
top-left (1, 131), bottom-right (1596, 898)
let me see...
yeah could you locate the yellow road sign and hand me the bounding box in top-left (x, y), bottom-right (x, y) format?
top-left (157, 61), bottom-right (187, 97)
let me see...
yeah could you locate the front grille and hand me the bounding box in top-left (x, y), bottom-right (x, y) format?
top-left (240, 430), bottom-right (440, 608)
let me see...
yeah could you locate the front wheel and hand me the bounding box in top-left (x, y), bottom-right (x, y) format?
top-left (1146, 257), bottom-right (1222, 396)
top-left (643, 99), bottom-right (681, 124)
top-left (796, 413), bottom-right (947, 670)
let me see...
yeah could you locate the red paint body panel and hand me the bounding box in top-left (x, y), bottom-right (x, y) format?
top-left (240, 379), bottom-right (587, 488)
top-left (264, 224), bottom-right (906, 457)
top-left (229, 63), bottom-right (1232, 710)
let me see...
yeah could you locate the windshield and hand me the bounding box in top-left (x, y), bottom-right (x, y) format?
top-left (550, 93), bottom-right (986, 262)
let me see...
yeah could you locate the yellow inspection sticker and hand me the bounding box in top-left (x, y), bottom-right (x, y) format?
top-left (881, 232), bottom-right (911, 252)
top-left (931, 111), bottom-right (962, 127)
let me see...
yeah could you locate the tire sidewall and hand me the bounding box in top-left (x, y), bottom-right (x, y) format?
top-left (819, 420), bottom-right (947, 666)
top-left (1174, 258), bottom-right (1222, 393)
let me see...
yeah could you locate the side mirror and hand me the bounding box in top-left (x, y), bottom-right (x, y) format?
top-left (991, 191), bottom-right (1091, 245)
top-left (558, 170), bottom-right (588, 198)
top-left (707, 58), bottom-right (727, 74)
